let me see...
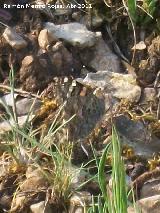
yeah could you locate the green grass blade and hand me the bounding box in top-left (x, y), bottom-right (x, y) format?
top-left (127, 0), bottom-right (137, 23)
top-left (111, 126), bottom-right (128, 213)
top-left (98, 142), bottom-right (112, 211)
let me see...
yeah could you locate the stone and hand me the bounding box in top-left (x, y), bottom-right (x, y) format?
top-left (15, 98), bottom-right (42, 116)
top-left (20, 168), bottom-right (48, 191)
top-left (115, 115), bottom-right (160, 158)
top-left (19, 54), bottom-right (53, 92)
top-left (20, 44), bottom-right (80, 91)
top-left (0, 93), bottom-right (19, 106)
top-left (0, 115), bottom-right (34, 134)
top-left (80, 38), bottom-right (121, 72)
top-left (69, 192), bottom-right (91, 213)
top-left (77, 71), bottom-right (141, 103)
top-left (132, 41), bottom-right (146, 50)
top-left (30, 201), bottom-right (52, 213)
top-left (0, 94), bottom-right (41, 116)
top-left (140, 179), bottom-right (160, 199)
top-left (44, 22), bottom-right (97, 48)
top-left (38, 29), bottom-right (58, 49)
top-left (128, 195), bottom-right (160, 213)
top-left (3, 27), bottom-right (27, 49)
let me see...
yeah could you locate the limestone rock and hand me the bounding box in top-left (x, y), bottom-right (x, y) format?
top-left (44, 22), bottom-right (97, 48)
top-left (77, 71), bottom-right (141, 103)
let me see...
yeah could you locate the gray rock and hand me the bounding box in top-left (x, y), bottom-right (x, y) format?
top-left (80, 38), bottom-right (121, 72)
top-left (15, 98), bottom-right (41, 116)
top-left (140, 179), bottom-right (160, 199)
top-left (3, 27), bottom-right (27, 49)
top-left (77, 71), bottom-right (141, 103)
top-left (115, 115), bottom-right (160, 158)
top-left (0, 115), bottom-right (34, 134)
top-left (44, 22), bottom-right (97, 48)
top-left (0, 94), bottom-right (41, 116)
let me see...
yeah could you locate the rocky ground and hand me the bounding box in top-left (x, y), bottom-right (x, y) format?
top-left (0, 0), bottom-right (160, 212)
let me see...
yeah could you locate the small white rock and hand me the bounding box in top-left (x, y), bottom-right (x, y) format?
top-left (132, 41), bottom-right (146, 50)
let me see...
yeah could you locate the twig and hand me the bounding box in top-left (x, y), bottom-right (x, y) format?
top-left (0, 84), bottom-right (41, 99)
top-left (0, 21), bottom-right (9, 28)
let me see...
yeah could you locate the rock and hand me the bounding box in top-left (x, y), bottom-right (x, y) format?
top-left (19, 54), bottom-right (53, 92)
top-left (49, 41), bottom-right (80, 75)
top-left (127, 206), bottom-right (136, 213)
top-left (0, 94), bottom-right (41, 116)
top-left (130, 163), bottom-right (146, 181)
top-left (20, 44), bottom-right (80, 91)
top-left (64, 88), bottom-right (106, 141)
top-left (128, 195), bottom-right (160, 213)
top-left (132, 41), bottom-right (146, 50)
top-left (15, 98), bottom-right (42, 116)
top-left (140, 179), bottom-right (160, 199)
top-left (44, 22), bottom-right (97, 48)
top-left (30, 201), bottom-right (52, 213)
top-left (20, 168), bottom-right (48, 191)
top-left (115, 115), bottom-right (160, 158)
top-left (38, 29), bottom-right (58, 49)
top-left (3, 27), bottom-right (27, 49)
top-left (69, 192), bottom-right (91, 213)
top-left (0, 93), bottom-right (19, 106)
top-left (77, 71), bottom-right (141, 103)
top-left (0, 115), bottom-right (34, 134)
top-left (80, 38), bottom-right (121, 72)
